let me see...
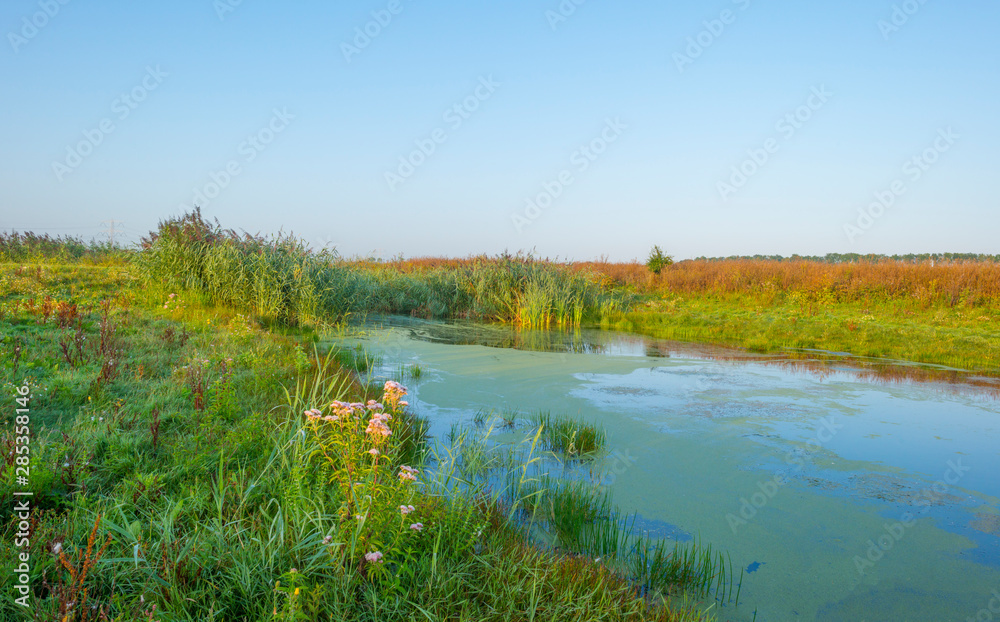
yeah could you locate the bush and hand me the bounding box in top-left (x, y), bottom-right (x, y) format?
top-left (646, 245), bottom-right (673, 275)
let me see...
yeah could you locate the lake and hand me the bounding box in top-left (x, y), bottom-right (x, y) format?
top-left (343, 316), bottom-right (1000, 621)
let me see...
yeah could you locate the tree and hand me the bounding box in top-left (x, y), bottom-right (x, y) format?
top-left (646, 245), bottom-right (673, 275)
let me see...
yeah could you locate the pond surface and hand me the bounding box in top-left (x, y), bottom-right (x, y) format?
top-left (345, 316), bottom-right (1000, 622)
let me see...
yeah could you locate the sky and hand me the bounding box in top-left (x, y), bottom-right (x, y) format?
top-left (1, 0), bottom-right (998, 261)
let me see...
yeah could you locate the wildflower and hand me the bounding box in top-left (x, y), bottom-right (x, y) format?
top-left (368, 448), bottom-right (380, 456)
top-left (365, 551), bottom-right (384, 564)
top-left (383, 381), bottom-right (408, 408)
top-left (366, 419), bottom-right (392, 439)
top-left (322, 415), bottom-right (339, 422)
top-left (400, 505), bottom-right (415, 515)
top-left (52, 542), bottom-right (62, 555)
top-left (409, 523), bottom-right (423, 531)
top-left (322, 535), bottom-right (333, 545)
top-left (399, 400), bottom-right (409, 407)
top-left (304, 409), bottom-right (323, 421)
top-left (168, 293), bottom-right (176, 299)
top-left (289, 568), bottom-right (297, 573)
top-left (398, 465), bottom-right (418, 482)
top-left (366, 401), bottom-right (384, 412)
top-left (371, 412), bottom-right (392, 423)
top-left (294, 588), bottom-right (300, 596)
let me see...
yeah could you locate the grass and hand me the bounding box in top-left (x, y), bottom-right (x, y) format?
top-left (528, 410), bottom-right (607, 458)
top-left (8, 218), bottom-right (999, 619)
top-left (0, 261), bottom-right (726, 621)
top-left (130, 209), bottom-right (630, 330)
top-left (10, 212), bottom-right (999, 374)
top-left (615, 292), bottom-right (1000, 373)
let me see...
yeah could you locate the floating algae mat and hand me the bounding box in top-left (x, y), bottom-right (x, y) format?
top-left (337, 316), bottom-right (1000, 622)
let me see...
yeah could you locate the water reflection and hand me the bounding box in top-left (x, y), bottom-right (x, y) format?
top-left (363, 315), bottom-right (1000, 398)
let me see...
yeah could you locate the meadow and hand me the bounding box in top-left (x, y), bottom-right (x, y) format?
top-left (0, 231), bottom-right (732, 620)
top-left (6, 214), bottom-right (999, 377)
top-left (3, 213), bottom-right (998, 619)
top-left (380, 253), bottom-right (1000, 374)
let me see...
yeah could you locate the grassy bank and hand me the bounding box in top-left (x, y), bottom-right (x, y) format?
top-left (613, 293), bottom-right (1000, 373)
top-left (388, 255), bottom-right (1000, 374)
top-left (132, 209), bottom-right (630, 329)
top-left (0, 262), bottom-right (728, 621)
top-left (8, 212), bottom-right (999, 376)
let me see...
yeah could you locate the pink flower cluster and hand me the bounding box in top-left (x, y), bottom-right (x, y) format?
top-left (304, 408), bottom-right (338, 423)
top-left (365, 551), bottom-right (383, 564)
top-left (383, 381), bottom-right (408, 408)
top-left (329, 400), bottom-right (366, 419)
top-left (365, 418), bottom-right (392, 440)
top-left (398, 465), bottom-right (419, 482)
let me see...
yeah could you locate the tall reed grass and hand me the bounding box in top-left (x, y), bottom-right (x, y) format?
top-left (134, 210), bottom-right (632, 327)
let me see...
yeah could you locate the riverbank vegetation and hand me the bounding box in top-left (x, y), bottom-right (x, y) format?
top-left (4, 213), bottom-right (999, 374)
top-left (0, 260), bottom-right (730, 620)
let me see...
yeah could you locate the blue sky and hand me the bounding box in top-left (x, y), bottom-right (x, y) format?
top-left (1, 0), bottom-right (997, 260)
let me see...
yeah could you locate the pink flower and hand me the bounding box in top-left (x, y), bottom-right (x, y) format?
top-left (365, 551), bottom-right (383, 564)
top-left (409, 523), bottom-right (423, 531)
top-left (398, 465), bottom-right (418, 482)
top-left (382, 381), bottom-right (409, 408)
top-left (400, 505), bottom-right (415, 515)
top-left (368, 448), bottom-right (380, 456)
top-left (365, 419), bottom-right (392, 439)
top-left (304, 409), bottom-right (323, 420)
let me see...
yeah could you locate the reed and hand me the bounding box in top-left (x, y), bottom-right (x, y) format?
top-left (529, 410), bottom-right (607, 457)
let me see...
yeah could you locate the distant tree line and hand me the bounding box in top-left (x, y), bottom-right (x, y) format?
top-left (690, 253), bottom-right (1000, 264)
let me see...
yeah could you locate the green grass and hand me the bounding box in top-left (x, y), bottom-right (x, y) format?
top-left (529, 410), bottom-right (607, 458)
top-left (0, 262), bottom-right (724, 621)
top-left (615, 292), bottom-right (1000, 376)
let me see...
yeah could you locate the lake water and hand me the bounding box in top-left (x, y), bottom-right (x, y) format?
top-left (345, 316), bottom-right (1000, 621)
